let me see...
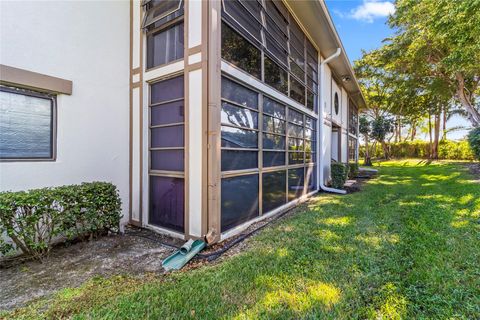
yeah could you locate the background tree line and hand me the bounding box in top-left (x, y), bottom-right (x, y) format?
top-left (354, 0), bottom-right (480, 164)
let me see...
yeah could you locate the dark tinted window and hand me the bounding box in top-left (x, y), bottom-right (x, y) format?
top-left (264, 55), bottom-right (288, 95)
top-left (287, 123), bottom-right (304, 138)
top-left (221, 102), bottom-right (258, 129)
top-left (221, 174), bottom-right (259, 232)
top-left (288, 152), bottom-right (304, 164)
top-left (151, 100), bottom-right (184, 125)
top-left (151, 76), bottom-right (184, 104)
top-left (143, 0), bottom-right (183, 28)
top-left (221, 76), bottom-right (258, 109)
top-left (221, 23), bottom-right (261, 80)
top-left (263, 151), bottom-right (285, 167)
top-left (221, 150), bottom-right (258, 171)
top-left (263, 133), bottom-right (285, 150)
top-left (288, 138), bottom-right (303, 151)
top-left (263, 115), bottom-right (285, 134)
top-left (290, 77), bottom-right (305, 105)
top-left (288, 167), bottom-right (304, 200)
top-left (144, 0), bottom-right (184, 69)
top-left (334, 92), bottom-right (339, 115)
top-left (151, 125), bottom-right (184, 148)
top-left (222, 0), bottom-right (262, 44)
top-left (305, 166), bottom-right (316, 192)
top-left (263, 97), bottom-right (285, 119)
top-left (263, 170), bottom-right (287, 213)
top-left (147, 23), bottom-right (184, 69)
top-left (151, 149), bottom-right (184, 171)
top-left (305, 127), bottom-right (315, 141)
top-left (288, 108), bottom-right (303, 124)
top-left (149, 176), bottom-right (184, 232)
top-left (221, 126), bottom-right (258, 148)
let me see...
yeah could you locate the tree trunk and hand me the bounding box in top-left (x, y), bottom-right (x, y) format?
top-left (428, 113), bottom-right (433, 158)
top-left (381, 140), bottom-right (389, 160)
top-left (364, 135), bottom-right (372, 166)
top-left (442, 107), bottom-right (447, 141)
top-left (411, 121), bottom-right (416, 141)
top-left (456, 72), bottom-right (480, 127)
top-left (432, 112), bottom-right (441, 159)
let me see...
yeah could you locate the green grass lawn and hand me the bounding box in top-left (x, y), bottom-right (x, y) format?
top-left (6, 160), bottom-right (480, 319)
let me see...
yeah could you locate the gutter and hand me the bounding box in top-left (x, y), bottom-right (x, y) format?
top-left (318, 48), bottom-right (346, 195)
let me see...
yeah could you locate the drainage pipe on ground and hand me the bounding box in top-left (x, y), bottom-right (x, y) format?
top-left (318, 48), bottom-right (346, 195)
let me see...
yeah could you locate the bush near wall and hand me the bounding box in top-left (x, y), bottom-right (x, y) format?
top-left (348, 162), bottom-right (359, 179)
top-left (359, 140), bottom-right (474, 160)
top-left (0, 182), bottom-right (122, 259)
top-left (331, 162), bottom-right (349, 189)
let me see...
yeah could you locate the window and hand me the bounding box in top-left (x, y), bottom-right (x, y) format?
top-left (149, 75), bottom-right (185, 232)
top-left (0, 87), bottom-right (56, 160)
top-left (263, 170), bottom-right (287, 212)
top-left (221, 0), bottom-right (319, 111)
top-left (220, 77), bottom-right (317, 232)
top-left (144, 0), bottom-right (184, 69)
top-left (349, 137), bottom-right (357, 162)
top-left (349, 99), bottom-right (358, 135)
top-left (221, 23), bottom-right (262, 79)
top-left (221, 174), bottom-right (259, 232)
top-left (334, 92), bottom-right (339, 115)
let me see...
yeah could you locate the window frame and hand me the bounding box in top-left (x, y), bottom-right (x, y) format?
top-left (144, 0), bottom-right (185, 71)
top-left (220, 75), bottom-right (317, 233)
top-left (0, 86), bottom-right (57, 162)
top-left (220, 0), bottom-right (319, 112)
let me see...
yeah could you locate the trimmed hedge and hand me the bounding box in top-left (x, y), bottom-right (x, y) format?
top-left (0, 182), bottom-right (122, 259)
top-left (467, 127), bottom-right (480, 160)
top-left (360, 140), bottom-right (474, 160)
top-left (331, 162), bottom-right (349, 189)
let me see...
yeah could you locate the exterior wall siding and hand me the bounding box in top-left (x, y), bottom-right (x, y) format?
top-left (0, 1), bottom-right (131, 224)
top-left (0, 0), bottom-right (362, 243)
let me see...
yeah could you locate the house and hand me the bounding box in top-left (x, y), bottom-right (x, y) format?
top-left (0, 0), bottom-right (364, 243)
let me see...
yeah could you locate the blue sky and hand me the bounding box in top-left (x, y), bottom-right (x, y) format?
top-left (325, 0), bottom-right (394, 63)
top-left (325, 0), bottom-right (470, 140)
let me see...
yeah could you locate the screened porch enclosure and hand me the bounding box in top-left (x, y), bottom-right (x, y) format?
top-left (144, 0), bottom-right (321, 236)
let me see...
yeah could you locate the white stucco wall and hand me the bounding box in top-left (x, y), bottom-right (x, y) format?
top-left (331, 79), bottom-right (342, 125)
top-left (324, 65), bottom-right (332, 118)
top-left (0, 1), bottom-right (130, 223)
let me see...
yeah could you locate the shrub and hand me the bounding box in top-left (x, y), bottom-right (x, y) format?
top-left (331, 162), bottom-right (348, 189)
top-left (359, 139), bottom-right (474, 160)
top-left (348, 162), bottom-right (359, 179)
top-left (468, 127), bottom-right (480, 160)
top-left (0, 182), bottom-right (122, 259)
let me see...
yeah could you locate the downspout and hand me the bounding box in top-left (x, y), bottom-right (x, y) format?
top-left (318, 48), bottom-right (346, 194)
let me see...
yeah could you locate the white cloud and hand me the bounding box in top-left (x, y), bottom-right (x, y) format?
top-left (350, 0), bottom-right (395, 23)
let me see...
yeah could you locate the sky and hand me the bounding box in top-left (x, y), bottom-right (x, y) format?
top-left (324, 0), bottom-right (470, 140)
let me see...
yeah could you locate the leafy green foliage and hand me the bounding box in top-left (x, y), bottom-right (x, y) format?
top-left (331, 162), bottom-right (349, 189)
top-left (0, 182), bottom-right (122, 259)
top-left (370, 116), bottom-right (394, 143)
top-left (359, 116), bottom-right (371, 137)
top-left (360, 140), bottom-right (474, 160)
top-left (467, 127), bottom-right (480, 160)
top-left (348, 162), bottom-right (359, 179)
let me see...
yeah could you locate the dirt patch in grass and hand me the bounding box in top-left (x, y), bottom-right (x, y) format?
top-left (464, 162), bottom-right (480, 182)
top-left (0, 227), bottom-right (183, 311)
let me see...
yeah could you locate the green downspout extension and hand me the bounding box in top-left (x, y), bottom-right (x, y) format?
top-left (162, 239), bottom-right (206, 271)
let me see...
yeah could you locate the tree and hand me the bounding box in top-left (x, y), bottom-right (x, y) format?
top-left (384, 0), bottom-right (480, 127)
top-left (370, 116), bottom-right (395, 159)
top-left (359, 116), bottom-right (372, 166)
